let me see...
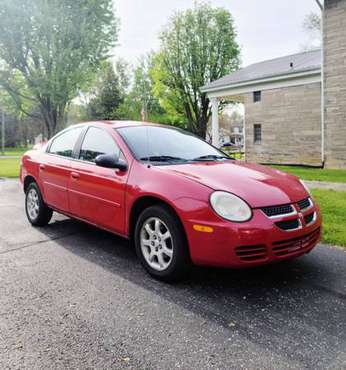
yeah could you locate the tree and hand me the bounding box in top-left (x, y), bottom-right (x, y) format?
top-left (86, 60), bottom-right (130, 120)
top-left (0, 0), bottom-right (117, 138)
top-left (116, 55), bottom-right (183, 125)
top-left (154, 2), bottom-right (240, 137)
top-left (151, 53), bottom-right (187, 126)
top-left (303, 12), bottom-right (321, 33)
top-left (302, 12), bottom-right (321, 50)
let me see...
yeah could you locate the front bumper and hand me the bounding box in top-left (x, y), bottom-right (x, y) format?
top-left (185, 198), bottom-right (322, 268)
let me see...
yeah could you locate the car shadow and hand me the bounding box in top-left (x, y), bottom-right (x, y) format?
top-left (41, 216), bottom-right (345, 368)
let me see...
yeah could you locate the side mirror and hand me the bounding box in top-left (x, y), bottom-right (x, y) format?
top-left (95, 154), bottom-right (128, 171)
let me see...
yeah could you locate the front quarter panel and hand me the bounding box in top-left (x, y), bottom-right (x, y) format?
top-left (125, 162), bottom-right (214, 243)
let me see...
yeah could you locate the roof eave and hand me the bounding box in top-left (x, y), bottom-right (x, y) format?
top-left (201, 68), bottom-right (321, 94)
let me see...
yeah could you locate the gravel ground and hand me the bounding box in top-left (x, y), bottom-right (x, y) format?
top-left (0, 180), bottom-right (345, 370)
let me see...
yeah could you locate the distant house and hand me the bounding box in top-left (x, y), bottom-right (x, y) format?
top-left (201, 0), bottom-right (346, 168)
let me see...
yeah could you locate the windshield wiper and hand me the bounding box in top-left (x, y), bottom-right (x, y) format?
top-left (140, 155), bottom-right (188, 163)
top-left (192, 154), bottom-right (231, 161)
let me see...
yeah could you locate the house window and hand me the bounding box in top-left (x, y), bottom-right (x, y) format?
top-left (254, 124), bottom-right (262, 144)
top-left (253, 91), bottom-right (261, 102)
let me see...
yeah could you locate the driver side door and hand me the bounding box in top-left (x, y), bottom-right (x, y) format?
top-left (68, 126), bottom-right (129, 235)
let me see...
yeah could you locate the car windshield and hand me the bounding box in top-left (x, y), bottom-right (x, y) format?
top-left (117, 125), bottom-right (230, 164)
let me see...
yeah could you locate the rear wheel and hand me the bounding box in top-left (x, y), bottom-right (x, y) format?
top-left (25, 182), bottom-right (53, 226)
top-left (134, 205), bottom-right (191, 282)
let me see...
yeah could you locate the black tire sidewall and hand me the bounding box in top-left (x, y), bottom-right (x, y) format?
top-left (134, 205), bottom-right (190, 281)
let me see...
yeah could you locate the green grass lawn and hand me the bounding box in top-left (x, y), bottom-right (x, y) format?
top-left (312, 189), bottom-right (346, 247)
top-left (270, 165), bottom-right (346, 183)
top-left (0, 158), bottom-right (21, 178)
top-left (1, 147), bottom-right (29, 157)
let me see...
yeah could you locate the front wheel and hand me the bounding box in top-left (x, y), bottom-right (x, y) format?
top-left (134, 205), bottom-right (191, 282)
top-left (25, 182), bottom-right (53, 226)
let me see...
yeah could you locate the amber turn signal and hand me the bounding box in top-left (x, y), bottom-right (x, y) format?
top-left (193, 224), bottom-right (214, 233)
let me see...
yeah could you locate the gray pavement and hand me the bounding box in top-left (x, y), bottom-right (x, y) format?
top-left (0, 179), bottom-right (345, 369)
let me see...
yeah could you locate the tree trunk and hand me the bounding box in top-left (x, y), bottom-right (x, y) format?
top-left (40, 102), bottom-right (66, 139)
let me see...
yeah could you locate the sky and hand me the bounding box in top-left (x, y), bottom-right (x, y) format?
top-left (114, 0), bottom-right (321, 68)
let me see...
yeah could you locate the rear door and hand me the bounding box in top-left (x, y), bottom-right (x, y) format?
top-left (68, 126), bottom-right (129, 234)
top-left (40, 126), bottom-right (85, 212)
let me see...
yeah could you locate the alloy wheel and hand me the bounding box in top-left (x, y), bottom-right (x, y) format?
top-left (140, 217), bottom-right (174, 271)
top-left (26, 188), bottom-right (40, 221)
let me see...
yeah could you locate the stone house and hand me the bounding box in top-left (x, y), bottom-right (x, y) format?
top-left (201, 0), bottom-right (346, 168)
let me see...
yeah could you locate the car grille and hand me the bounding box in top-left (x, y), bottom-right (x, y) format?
top-left (272, 228), bottom-right (320, 256)
top-left (235, 244), bottom-right (268, 262)
top-left (261, 204), bottom-right (294, 217)
top-left (304, 212), bottom-right (315, 225)
top-left (275, 219), bottom-right (300, 231)
top-left (297, 198), bottom-right (311, 210)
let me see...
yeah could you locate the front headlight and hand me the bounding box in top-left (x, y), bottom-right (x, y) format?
top-left (210, 191), bottom-right (252, 222)
top-left (299, 179), bottom-right (311, 195)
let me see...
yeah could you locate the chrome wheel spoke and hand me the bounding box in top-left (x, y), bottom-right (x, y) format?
top-left (160, 231), bottom-right (170, 241)
top-left (142, 239), bottom-right (151, 247)
top-left (157, 252), bottom-right (166, 268)
top-left (144, 223), bottom-right (154, 236)
top-left (148, 250), bottom-right (156, 262)
top-left (162, 246), bottom-right (173, 258)
top-left (154, 219), bottom-right (160, 234)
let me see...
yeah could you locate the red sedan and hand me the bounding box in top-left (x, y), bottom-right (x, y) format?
top-left (21, 121), bottom-right (322, 281)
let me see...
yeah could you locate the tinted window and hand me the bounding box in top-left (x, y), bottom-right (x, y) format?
top-left (117, 126), bottom-right (225, 163)
top-left (49, 127), bottom-right (84, 158)
top-left (79, 127), bottom-right (120, 162)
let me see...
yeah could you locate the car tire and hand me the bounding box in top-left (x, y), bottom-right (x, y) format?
top-left (25, 182), bottom-right (53, 226)
top-left (134, 205), bottom-right (191, 282)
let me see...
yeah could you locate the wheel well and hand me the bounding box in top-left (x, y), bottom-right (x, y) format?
top-left (128, 196), bottom-right (187, 243)
top-left (23, 175), bottom-right (36, 193)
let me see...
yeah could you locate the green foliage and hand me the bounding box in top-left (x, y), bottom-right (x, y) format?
top-left (86, 60), bottom-right (129, 120)
top-left (0, 73), bottom-right (37, 119)
top-left (116, 54), bottom-right (185, 126)
top-left (151, 53), bottom-right (187, 125)
top-left (0, 0), bottom-right (117, 137)
top-left (155, 2), bottom-right (240, 137)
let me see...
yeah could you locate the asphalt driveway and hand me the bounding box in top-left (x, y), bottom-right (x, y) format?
top-left (0, 180), bottom-right (345, 369)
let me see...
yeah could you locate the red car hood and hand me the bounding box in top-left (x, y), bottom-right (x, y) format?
top-left (161, 160), bottom-right (307, 208)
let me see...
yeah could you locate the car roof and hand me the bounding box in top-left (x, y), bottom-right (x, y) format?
top-left (71, 120), bottom-right (166, 130)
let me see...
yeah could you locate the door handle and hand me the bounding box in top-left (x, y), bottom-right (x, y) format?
top-left (39, 164), bottom-right (45, 170)
top-left (71, 172), bottom-right (80, 179)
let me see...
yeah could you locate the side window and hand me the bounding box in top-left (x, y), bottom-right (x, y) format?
top-left (79, 127), bottom-right (120, 162)
top-left (48, 127), bottom-right (84, 158)
top-left (254, 124), bottom-right (262, 144)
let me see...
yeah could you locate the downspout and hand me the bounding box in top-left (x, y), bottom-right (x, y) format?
top-left (316, 0), bottom-right (325, 167)
top-left (243, 100), bottom-right (246, 161)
